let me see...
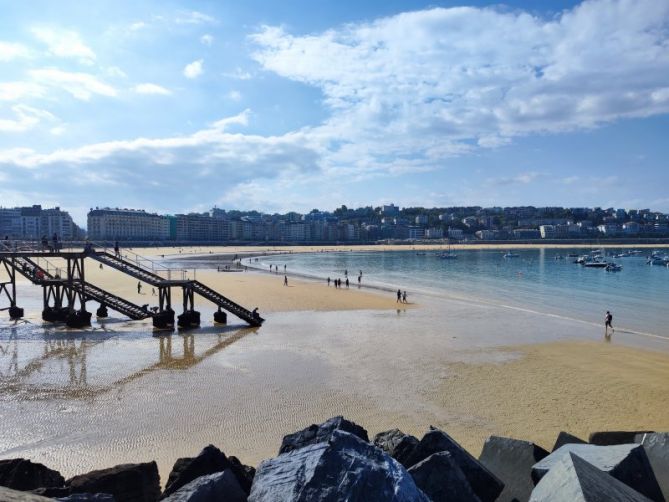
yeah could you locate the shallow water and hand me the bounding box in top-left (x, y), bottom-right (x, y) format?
top-left (250, 248), bottom-right (669, 340)
top-left (1, 249), bottom-right (668, 482)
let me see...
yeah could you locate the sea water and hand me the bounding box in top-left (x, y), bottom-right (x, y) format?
top-left (258, 248), bottom-right (669, 340)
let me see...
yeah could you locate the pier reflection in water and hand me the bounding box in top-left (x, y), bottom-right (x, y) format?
top-left (0, 324), bottom-right (257, 399)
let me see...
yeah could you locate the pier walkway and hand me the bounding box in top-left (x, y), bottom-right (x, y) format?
top-left (0, 241), bottom-right (264, 329)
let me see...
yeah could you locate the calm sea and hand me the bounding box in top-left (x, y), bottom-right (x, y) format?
top-left (258, 248), bottom-right (669, 340)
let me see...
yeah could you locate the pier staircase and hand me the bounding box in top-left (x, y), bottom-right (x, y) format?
top-left (2, 253), bottom-right (150, 320)
top-left (89, 251), bottom-right (264, 326)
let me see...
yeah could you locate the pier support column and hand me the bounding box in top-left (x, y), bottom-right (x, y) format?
top-left (177, 284), bottom-right (200, 329)
top-left (65, 256), bottom-right (91, 328)
top-left (42, 282), bottom-right (68, 322)
top-left (153, 285), bottom-right (175, 330)
top-left (1, 258), bottom-right (23, 319)
top-left (213, 308), bottom-right (227, 324)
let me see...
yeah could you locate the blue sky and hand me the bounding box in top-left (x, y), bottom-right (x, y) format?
top-left (0, 0), bottom-right (668, 224)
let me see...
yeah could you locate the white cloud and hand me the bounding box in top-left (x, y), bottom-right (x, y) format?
top-left (175, 11), bottom-right (217, 25)
top-left (0, 41), bottom-right (31, 61)
top-left (0, 82), bottom-right (45, 101)
top-left (222, 67), bottom-right (252, 80)
top-left (226, 90), bottom-right (242, 101)
top-left (30, 69), bottom-right (117, 100)
top-left (105, 66), bottom-right (127, 78)
top-left (183, 59), bottom-right (204, 79)
top-left (133, 83), bottom-right (172, 95)
top-left (129, 21), bottom-right (147, 31)
top-left (0, 104), bottom-right (56, 132)
top-left (31, 27), bottom-right (96, 64)
top-left (250, 0), bottom-right (669, 177)
top-left (200, 34), bottom-right (214, 46)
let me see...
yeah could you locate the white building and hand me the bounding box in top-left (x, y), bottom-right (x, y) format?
top-left (448, 228), bottom-right (464, 239)
top-left (87, 208), bottom-right (170, 241)
top-left (0, 205), bottom-right (76, 240)
top-left (415, 215), bottom-right (428, 225)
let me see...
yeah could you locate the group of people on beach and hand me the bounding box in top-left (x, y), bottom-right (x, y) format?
top-left (396, 289), bottom-right (408, 303)
top-left (327, 277), bottom-right (349, 288)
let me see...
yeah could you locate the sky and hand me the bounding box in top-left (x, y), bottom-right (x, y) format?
top-left (0, 0), bottom-right (668, 224)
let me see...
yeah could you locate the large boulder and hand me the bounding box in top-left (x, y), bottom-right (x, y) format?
top-left (162, 445), bottom-right (253, 498)
top-left (373, 429), bottom-right (420, 468)
top-left (249, 430), bottom-right (428, 502)
top-left (530, 452), bottom-right (653, 501)
top-left (162, 470), bottom-right (246, 502)
top-left (404, 427), bottom-right (503, 502)
top-left (532, 444), bottom-right (663, 502)
top-left (279, 416), bottom-right (369, 454)
top-left (640, 433), bottom-right (669, 501)
top-left (66, 461), bottom-right (160, 502)
top-left (407, 451), bottom-right (480, 502)
top-left (552, 432), bottom-right (587, 452)
top-left (0, 458), bottom-right (65, 491)
top-left (588, 431), bottom-right (652, 446)
top-left (479, 436), bottom-right (548, 502)
top-left (0, 486), bottom-right (53, 501)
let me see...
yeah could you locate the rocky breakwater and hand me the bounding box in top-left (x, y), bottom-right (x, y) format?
top-left (0, 417), bottom-right (667, 501)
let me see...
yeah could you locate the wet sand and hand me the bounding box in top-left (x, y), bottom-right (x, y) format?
top-left (1, 249), bottom-right (668, 484)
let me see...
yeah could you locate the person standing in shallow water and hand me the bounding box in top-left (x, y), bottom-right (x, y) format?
top-left (402, 291), bottom-right (407, 303)
top-left (397, 289), bottom-right (402, 302)
top-left (284, 275), bottom-right (288, 286)
top-left (605, 310), bottom-right (614, 337)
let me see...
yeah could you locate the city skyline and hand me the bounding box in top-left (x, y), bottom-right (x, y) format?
top-left (1, 0), bottom-right (668, 223)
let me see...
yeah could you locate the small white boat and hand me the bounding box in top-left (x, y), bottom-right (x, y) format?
top-left (503, 252), bottom-right (520, 258)
top-left (648, 257), bottom-right (668, 266)
top-left (439, 253), bottom-right (458, 260)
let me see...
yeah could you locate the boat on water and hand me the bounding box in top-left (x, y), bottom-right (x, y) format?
top-left (415, 252), bottom-right (426, 256)
top-left (584, 261), bottom-right (608, 268)
top-left (438, 240), bottom-right (457, 259)
top-left (567, 253), bottom-right (579, 258)
top-left (503, 252), bottom-right (519, 258)
top-left (606, 263), bottom-right (623, 272)
top-left (648, 257), bottom-right (669, 266)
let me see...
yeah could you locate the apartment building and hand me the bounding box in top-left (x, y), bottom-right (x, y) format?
top-left (87, 208), bottom-right (170, 241)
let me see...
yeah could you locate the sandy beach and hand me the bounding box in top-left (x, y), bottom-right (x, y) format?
top-left (1, 245), bottom-right (668, 483)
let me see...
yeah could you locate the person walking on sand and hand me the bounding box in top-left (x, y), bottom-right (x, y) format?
top-left (327, 277), bottom-right (331, 286)
top-left (402, 291), bottom-right (407, 303)
top-left (137, 281), bottom-right (142, 294)
top-left (284, 275), bottom-right (288, 286)
top-left (605, 310), bottom-right (614, 336)
top-left (397, 289), bottom-right (402, 302)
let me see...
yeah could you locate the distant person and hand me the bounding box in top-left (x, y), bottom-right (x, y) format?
top-left (605, 310), bottom-right (614, 336)
top-left (397, 289), bottom-right (402, 302)
top-left (284, 264), bottom-right (286, 272)
top-left (345, 278), bottom-right (349, 288)
top-left (284, 275), bottom-right (288, 286)
top-left (114, 241), bottom-right (120, 257)
top-left (402, 291), bottom-right (407, 303)
top-left (358, 274), bottom-right (361, 286)
top-left (252, 307), bottom-right (259, 318)
top-left (327, 277), bottom-right (331, 286)
top-left (52, 233), bottom-right (59, 251)
top-left (137, 281), bottom-right (142, 294)
top-left (344, 269), bottom-right (348, 277)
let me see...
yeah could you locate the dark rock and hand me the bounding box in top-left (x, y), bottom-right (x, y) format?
top-left (588, 431), bottom-right (652, 446)
top-left (479, 435), bottom-right (548, 502)
top-left (0, 458), bottom-right (65, 491)
top-left (66, 461), bottom-right (160, 502)
top-left (552, 432), bottom-right (587, 452)
top-left (373, 429), bottom-right (420, 468)
top-left (641, 433), bottom-right (669, 501)
top-left (405, 427), bottom-right (504, 502)
top-left (0, 486), bottom-right (53, 501)
top-left (532, 444), bottom-right (663, 501)
top-left (279, 415), bottom-right (369, 455)
top-left (162, 445), bottom-right (252, 498)
top-left (162, 470), bottom-right (246, 502)
top-left (249, 430), bottom-right (428, 501)
top-left (408, 451), bottom-right (480, 502)
top-left (56, 494), bottom-right (116, 501)
top-left (228, 457), bottom-right (254, 489)
top-left (530, 452), bottom-right (653, 501)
